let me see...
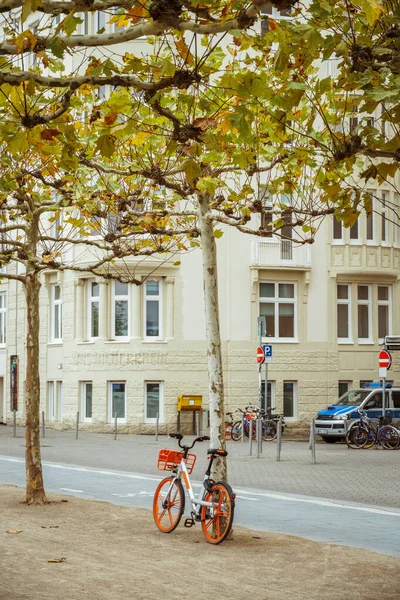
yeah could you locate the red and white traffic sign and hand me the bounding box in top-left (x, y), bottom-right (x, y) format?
top-left (256, 346), bottom-right (265, 364)
top-left (379, 350), bottom-right (391, 369)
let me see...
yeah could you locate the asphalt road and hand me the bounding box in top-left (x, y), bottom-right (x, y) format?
top-left (1, 454), bottom-right (400, 558)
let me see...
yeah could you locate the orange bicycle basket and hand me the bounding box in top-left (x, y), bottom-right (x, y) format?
top-left (157, 449), bottom-right (197, 474)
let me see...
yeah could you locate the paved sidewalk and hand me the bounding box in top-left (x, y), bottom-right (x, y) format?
top-left (1, 425), bottom-right (400, 508)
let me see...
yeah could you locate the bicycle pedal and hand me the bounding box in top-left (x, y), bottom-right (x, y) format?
top-left (184, 518), bottom-right (195, 528)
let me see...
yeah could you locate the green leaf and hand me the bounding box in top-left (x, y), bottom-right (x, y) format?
top-left (213, 229), bottom-right (224, 239)
top-left (95, 134), bottom-right (116, 157)
top-left (182, 158), bottom-right (201, 184)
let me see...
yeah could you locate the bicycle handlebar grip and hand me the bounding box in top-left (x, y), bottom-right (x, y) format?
top-left (169, 432), bottom-right (183, 440)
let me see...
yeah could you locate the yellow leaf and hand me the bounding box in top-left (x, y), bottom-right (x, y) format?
top-left (7, 530), bottom-right (23, 534)
top-left (175, 39), bottom-right (194, 66)
top-left (48, 557), bottom-right (67, 563)
top-left (268, 18), bottom-right (278, 31)
top-left (131, 132), bottom-right (150, 145)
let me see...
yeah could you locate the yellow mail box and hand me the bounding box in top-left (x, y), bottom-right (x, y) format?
top-left (177, 395), bottom-right (202, 412)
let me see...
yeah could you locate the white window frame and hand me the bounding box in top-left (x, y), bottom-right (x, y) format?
top-left (48, 381), bottom-right (55, 422)
top-left (283, 381), bottom-right (297, 422)
top-left (357, 284), bottom-right (372, 344)
top-left (261, 380), bottom-right (275, 412)
top-left (51, 285), bottom-right (62, 343)
top-left (0, 292), bottom-right (6, 347)
top-left (394, 194), bottom-right (399, 247)
top-left (112, 281), bottom-right (130, 340)
top-left (51, 210), bottom-right (63, 239)
top-left (144, 381), bottom-right (164, 424)
top-left (349, 218), bottom-right (361, 245)
top-left (259, 281), bottom-right (297, 342)
top-left (337, 283), bottom-right (352, 344)
top-left (97, 11), bottom-right (106, 31)
top-left (88, 280), bottom-right (100, 340)
top-left (81, 381), bottom-right (93, 422)
top-left (378, 285), bottom-right (392, 343)
top-left (381, 191), bottom-right (389, 245)
top-left (108, 381), bottom-right (126, 423)
top-left (144, 279), bottom-right (163, 340)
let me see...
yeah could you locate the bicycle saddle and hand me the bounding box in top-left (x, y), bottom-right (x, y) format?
top-left (207, 448), bottom-right (228, 457)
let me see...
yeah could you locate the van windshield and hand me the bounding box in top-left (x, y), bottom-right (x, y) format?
top-left (336, 390), bottom-right (370, 406)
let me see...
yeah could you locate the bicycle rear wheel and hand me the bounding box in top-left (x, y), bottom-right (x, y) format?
top-left (201, 482), bottom-right (235, 545)
top-left (231, 421), bottom-right (242, 441)
top-left (346, 425), bottom-right (369, 449)
top-left (378, 425), bottom-right (400, 450)
top-left (153, 477), bottom-right (185, 533)
top-left (262, 419), bottom-right (277, 441)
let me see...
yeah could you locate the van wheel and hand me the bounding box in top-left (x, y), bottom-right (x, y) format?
top-left (321, 437), bottom-right (337, 443)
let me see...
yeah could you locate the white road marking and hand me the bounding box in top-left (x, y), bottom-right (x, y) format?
top-left (234, 488), bottom-right (400, 517)
top-left (236, 495), bottom-right (259, 501)
top-left (1, 455), bottom-right (399, 518)
top-left (60, 488), bottom-right (84, 493)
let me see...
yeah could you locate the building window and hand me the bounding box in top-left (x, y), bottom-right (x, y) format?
top-left (332, 217), bottom-right (343, 242)
top-left (88, 281), bottom-right (99, 339)
top-left (51, 285), bottom-right (62, 342)
top-left (48, 381), bottom-right (55, 422)
top-left (0, 292), bottom-right (6, 346)
top-left (109, 382), bottom-right (126, 422)
top-left (261, 5), bottom-right (292, 35)
top-left (145, 381), bottom-right (163, 423)
top-left (261, 380), bottom-right (275, 412)
top-left (349, 219), bottom-right (359, 243)
top-left (338, 381), bottom-right (352, 398)
top-left (378, 285), bottom-right (391, 340)
top-left (381, 191), bottom-right (389, 244)
top-left (283, 381), bottom-right (297, 420)
top-left (259, 282), bottom-right (296, 340)
top-left (357, 285), bottom-right (371, 342)
top-left (337, 284), bottom-right (351, 342)
top-left (97, 11), bottom-right (106, 31)
top-left (113, 281), bottom-right (129, 339)
top-left (366, 192), bottom-right (375, 243)
top-left (52, 211), bottom-right (63, 239)
top-left (81, 382), bottom-right (93, 421)
top-left (57, 381), bottom-right (63, 421)
top-left (145, 279), bottom-right (162, 338)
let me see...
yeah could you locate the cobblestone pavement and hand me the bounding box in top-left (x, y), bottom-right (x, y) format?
top-left (1, 425), bottom-right (400, 508)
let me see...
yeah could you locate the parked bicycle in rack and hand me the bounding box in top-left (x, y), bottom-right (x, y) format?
top-left (230, 406), bottom-right (278, 441)
top-left (345, 410), bottom-right (400, 450)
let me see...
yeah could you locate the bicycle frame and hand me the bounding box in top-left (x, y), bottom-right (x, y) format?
top-left (163, 458), bottom-right (214, 517)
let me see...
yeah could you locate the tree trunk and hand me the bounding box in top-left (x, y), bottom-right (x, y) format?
top-left (198, 193), bottom-right (227, 483)
top-left (24, 265), bottom-right (48, 504)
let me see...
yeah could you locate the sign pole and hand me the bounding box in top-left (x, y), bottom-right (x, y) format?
top-left (264, 361), bottom-right (268, 413)
top-left (258, 322), bottom-right (262, 410)
top-left (382, 376), bottom-right (386, 418)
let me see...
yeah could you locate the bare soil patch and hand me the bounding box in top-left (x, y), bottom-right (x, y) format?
top-left (1, 485), bottom-right (399, 600)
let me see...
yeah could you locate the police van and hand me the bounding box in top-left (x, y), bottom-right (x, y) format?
top-left (315, 383), bottom-right (400, 443)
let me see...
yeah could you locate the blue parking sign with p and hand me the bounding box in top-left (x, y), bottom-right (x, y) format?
top-left (262, 344), bottom-right (272, 360)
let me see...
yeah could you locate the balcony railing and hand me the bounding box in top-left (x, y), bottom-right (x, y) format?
top-left (251, 239), bottom-right (311, 268)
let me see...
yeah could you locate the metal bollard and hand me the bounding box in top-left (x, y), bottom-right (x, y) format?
top-left (276, 417), bottom-right (282, 462)
top-left (75, 412), bottom-right (79, 440)
top-left (256, 419), bottom-right (260, 458)
top-left (13, 410), bottom-right (16, 437)
top-left (195, 412), bottom-right (200, 437)
top-left (155, 412), bottom-right (159, 441)
top-left (309, 418), bottom-right (316, 464)
top-left (41, 411), bottom-right (45, 439)
top-left (249, 420), bottom-right (253, 456)
top-left (241, 413), bottom-right (245, 443)
top-left (114, 412), bottom-right (117, 440)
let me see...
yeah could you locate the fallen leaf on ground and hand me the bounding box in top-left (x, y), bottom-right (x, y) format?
top-left (48, 557), bottom-right (67, 563)
top-left (6, 530), bottom-right (22, 534)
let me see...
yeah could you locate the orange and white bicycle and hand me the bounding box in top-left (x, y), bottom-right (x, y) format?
top-left (153, 433), bottom-right (235, 544)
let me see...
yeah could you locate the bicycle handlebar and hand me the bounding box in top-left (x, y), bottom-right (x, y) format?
top-left (169, 433), bottom-right (210, 450)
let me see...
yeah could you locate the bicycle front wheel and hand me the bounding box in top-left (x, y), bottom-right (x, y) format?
top-left (153, 477), bottom-right (185, 533)
top-left (346, 425), bottom-right (369, 449)
top-left (231, 421), bottom-right (242, 441)
top-left (201, 482), bottom-right (235, 545)
top-left (378, 425), bottom-right (400, 450)
top-left (262, 419), bottom-right (277, 441)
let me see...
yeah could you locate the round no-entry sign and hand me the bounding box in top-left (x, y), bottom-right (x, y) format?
top-left (256, 346), bottom-right (265, 364)
top-left (379, 350), bottom-right (391, 369)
